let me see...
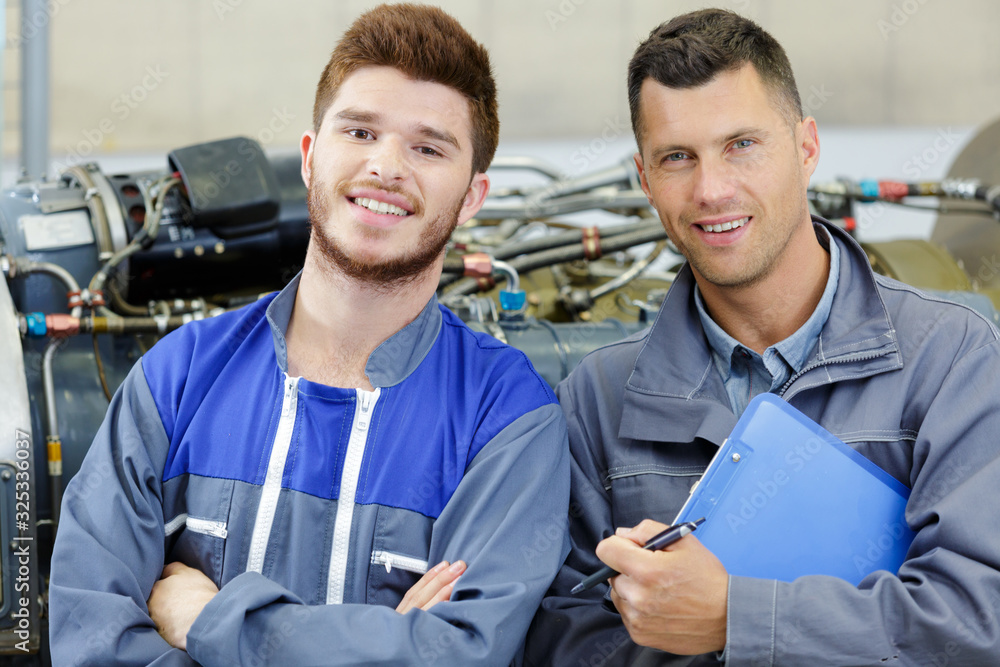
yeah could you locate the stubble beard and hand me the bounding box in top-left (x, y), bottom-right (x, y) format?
top-left (307, 175), bottom-right (464, 292)
top-left (677, 200), bottom-right (804, 291)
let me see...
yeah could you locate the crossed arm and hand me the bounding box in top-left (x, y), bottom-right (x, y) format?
top-left (149, 559), bottom-right (468, 650)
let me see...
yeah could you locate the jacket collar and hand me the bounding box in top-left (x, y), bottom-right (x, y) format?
top-left (264, 272), bottom-right (443, 388)
top-left (620, 217), bottom-right (901, 444)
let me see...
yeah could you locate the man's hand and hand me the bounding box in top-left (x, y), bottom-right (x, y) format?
top-left (596, 519), bottom-right (728, 655)
top-left (395, 560), bottom-right (466, 614)
top-left (148, 562), bottom-right (219, 650)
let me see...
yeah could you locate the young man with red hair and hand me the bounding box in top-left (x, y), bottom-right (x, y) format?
top-left (50, 5), bottom-right (569, 665)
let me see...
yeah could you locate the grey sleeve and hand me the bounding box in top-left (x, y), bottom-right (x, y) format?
top-left (727, 341), bottom-right (1000, 666)
top-left (523, 373), bottom-right (710, 667)
top-left (185, 403), bottom-right (570, 667)
top-left (48, 363), bottom-right (196, 667)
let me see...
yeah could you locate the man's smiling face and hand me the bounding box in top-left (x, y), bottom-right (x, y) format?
top-left (301, 65), bottom-right (488, 287)
top-left (634, 63), bottom-right (819, 291)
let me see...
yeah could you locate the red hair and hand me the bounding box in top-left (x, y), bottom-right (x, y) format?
top-left (312, 3), bottom-right (499, 175)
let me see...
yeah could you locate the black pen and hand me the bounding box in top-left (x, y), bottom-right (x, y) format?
top-left (571, 517), bottom-right (706, 594)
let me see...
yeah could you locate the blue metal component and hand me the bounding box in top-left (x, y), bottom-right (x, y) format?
top-left (24, 312), bottom-right (47, 337)
top-left (860, 179), bottom-right (880, 199)
top-left (499, 289), bottom-right (526, 312)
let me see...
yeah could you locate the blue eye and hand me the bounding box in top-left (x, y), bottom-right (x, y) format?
top-left (665, 152), bottom-right (687, 162)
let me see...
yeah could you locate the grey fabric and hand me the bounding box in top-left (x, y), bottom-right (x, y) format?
top-left (49, 362), bottom-right (198, 666)
top-left (49, 286), bottom-right (569, 666)
top-left (187, 404), bottom-right (570, 666)
top-left (525, 218), bottom-right (1000, 666)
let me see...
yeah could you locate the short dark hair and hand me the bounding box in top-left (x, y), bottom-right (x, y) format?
top-left (312, 3), bottom-right (499, 175)
top-left (628, 9), bottom-right (802, 149)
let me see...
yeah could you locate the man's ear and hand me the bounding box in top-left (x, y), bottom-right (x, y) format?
top-left (456, 172), bottom-right (491, 226)
top-left (798, 116), bottom-right (820, 183)
top-left (300, 131), bottom-right (316, 188)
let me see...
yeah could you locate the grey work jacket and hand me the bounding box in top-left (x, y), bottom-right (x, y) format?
top-left (50, 278), bottom-right (570, 667)
top-left (526, 220), bottom-right (1000, 666)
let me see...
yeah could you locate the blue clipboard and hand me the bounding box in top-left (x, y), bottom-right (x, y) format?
top-left (674, 393), bottom-right (915, 585)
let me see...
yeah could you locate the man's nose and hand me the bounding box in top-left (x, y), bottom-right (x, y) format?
top-left (691, 157), bottom-right (737, 206)
top-left (367, 137), bottom-right (409, 182)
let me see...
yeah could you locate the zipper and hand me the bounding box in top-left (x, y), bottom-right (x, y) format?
top-left (185, 517), bottom-right (229, 539)
top-left (326, 387), bottom-right (381, 604)
top-left (370, 550), bottom-right (429, 575)
top-left (779, 349), bottom-right (892, 398)
top-left (246, 374), bottom-right (300, 574)
top-left (164, 513), bottom-right (229, 539)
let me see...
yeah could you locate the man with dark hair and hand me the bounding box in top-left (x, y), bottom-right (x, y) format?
top-left (525, 8), bottom-right (1000, 665)
top-left (49, 4), bottom-right (569, 665)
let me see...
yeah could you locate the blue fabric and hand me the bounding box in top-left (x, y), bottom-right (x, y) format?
top-left (53, 274), bottom-right (570, 666)
top-left (145, 281), bottom-right (556, 518)
top-left (694, 224), bottom-right (841, 416)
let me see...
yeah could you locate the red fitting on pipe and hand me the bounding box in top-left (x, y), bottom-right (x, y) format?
top-left (462, 252), bottom-right (494, 279)
top-left (581, 227), bottom-right (602, 260)
top-left (45, 314), bottom-right (80, 337)
top-left (878, 181), bottom-right (909, 201)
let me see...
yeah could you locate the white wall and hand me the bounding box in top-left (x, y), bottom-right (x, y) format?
top-left (3, 0), bottom-right (995, 245)
top-left (13, 0), bottom-right (999, 163)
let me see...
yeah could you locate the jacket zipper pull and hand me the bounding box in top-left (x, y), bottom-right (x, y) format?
top-left (358, 391), bottom-right (373, 431)
top-left (281, 376), bottom-right (296, 416)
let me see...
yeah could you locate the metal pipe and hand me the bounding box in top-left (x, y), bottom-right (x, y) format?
top-left (64, 165), bottom-right (114, 260)
top-left (15, 258), bottom-right (82, 295)
top-left (477, 189), bottom-right (652, 221)
top-left (20, 0), bottom-right (50, 179)
top-left (488, 156), bottom-right (564, 180)
top-left (491, 259), bottom-right (520, 293)
top-left (41, 338), bottom-right (62, 526)
top-left (17, 258), bottom-right (80, 530)
top-left (589, 240), bottom-right (667, 300)
top-left (444, 224), bottom-right (668, 297)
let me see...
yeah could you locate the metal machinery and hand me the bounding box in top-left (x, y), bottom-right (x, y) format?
top-left (1, 119), bottom-right (1000, 661)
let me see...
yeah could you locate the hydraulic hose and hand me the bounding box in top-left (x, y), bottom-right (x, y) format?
top-left (444, 224), bottom-right (668, 297)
